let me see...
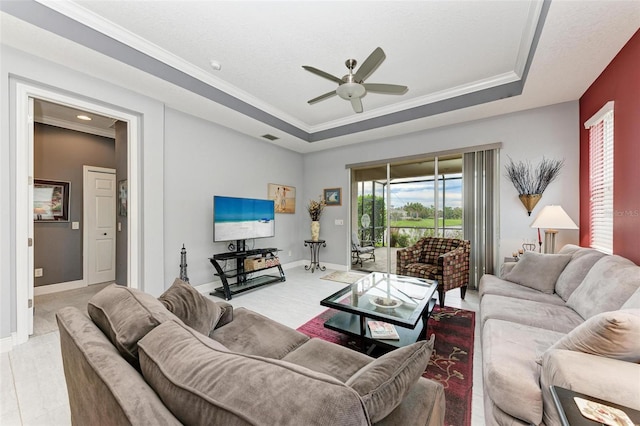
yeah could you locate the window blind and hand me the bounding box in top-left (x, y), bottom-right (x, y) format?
top-left (586, 103), bottom-right (614, 254)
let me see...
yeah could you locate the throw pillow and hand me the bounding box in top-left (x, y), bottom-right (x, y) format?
top-left (502, 252), bottom-right (572, 294)
top-left (566, 255), bottom-right (640, 319)
top-left (545, 309), bottom-right (640, 362)
top-left (345, 335), bottom-right (435, 423)
top-left (138, 320), bottom-right (369, 425)
top-left (159, 278), bottom-right (222, 335)
top-left (554, 248), bottom-right (606, 301)
top-left (87, 283), bottom-right (181, 368)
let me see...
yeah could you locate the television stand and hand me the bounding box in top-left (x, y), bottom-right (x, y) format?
top-left (209, 245), bottom-right (285, 300)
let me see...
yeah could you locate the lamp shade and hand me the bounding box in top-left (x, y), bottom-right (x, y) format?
top-left (530, 205), bottom-right (578, 230)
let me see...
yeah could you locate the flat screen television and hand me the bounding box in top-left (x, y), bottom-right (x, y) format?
top-left (213, 196), bottom-right (275, 242)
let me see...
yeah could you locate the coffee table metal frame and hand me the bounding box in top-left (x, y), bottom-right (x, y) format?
top-left (320, 272), bottom-right (437, 352)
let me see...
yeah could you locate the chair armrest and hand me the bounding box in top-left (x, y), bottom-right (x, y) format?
top-left (540, 349), bottom-right (640, 425)
top-left (437, 244), bottom-right (470, 289)
top-left (214, 301), bottom-right (234, 329)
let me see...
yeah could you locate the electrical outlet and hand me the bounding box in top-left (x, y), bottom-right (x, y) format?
top-left (335, 219), bottom-right (344, 226)
top-left (288, 250), bottom-right (292, 256)
top-left (34, 268), bottom-right (43, 277)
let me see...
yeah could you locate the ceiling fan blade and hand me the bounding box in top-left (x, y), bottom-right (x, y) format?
top-left (350, 97), bottom-right (363, 113)
top-left (308, 90), bottom-right (337, 104)
top-left (302, 66), bottom-right (343, 84)
top-left (363, 83), bottom-right (408, 94)
top-left (353, 47), bottom-right (385, 83)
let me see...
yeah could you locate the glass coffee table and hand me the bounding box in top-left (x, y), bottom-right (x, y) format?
top-left (320, 272), bottom-right (438, 353)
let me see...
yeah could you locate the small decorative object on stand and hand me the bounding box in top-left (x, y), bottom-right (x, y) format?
top-left (179, 244), bottom-right (189, 283)
top-left (307, 197), bottom-right (326, 241)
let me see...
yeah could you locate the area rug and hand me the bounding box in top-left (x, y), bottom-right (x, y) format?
top-left (320, 271), bottom-right (366, 284)
top-left (297, 305), bottom-right (475, 426)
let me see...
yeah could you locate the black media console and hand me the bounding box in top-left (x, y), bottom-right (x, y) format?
top-left (209, 243), bottom-right (285, 300)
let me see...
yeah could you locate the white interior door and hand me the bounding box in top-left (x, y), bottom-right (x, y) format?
top-left (85, 167), bottom-right (116, 285)
top-left (27, 97), bottom-right (35, 335)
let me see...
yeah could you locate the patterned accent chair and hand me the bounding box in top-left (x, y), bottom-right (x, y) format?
top-left (396, 237), bottom-right (471, 308)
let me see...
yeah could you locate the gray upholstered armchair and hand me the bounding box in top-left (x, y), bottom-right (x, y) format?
top-left (396, 237), bottom-right (470, 308)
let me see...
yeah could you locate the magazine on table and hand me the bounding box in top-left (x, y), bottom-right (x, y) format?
top-left (367, 321), bottom-right (400, 340)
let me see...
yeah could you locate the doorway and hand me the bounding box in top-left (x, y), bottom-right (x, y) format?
top-left (14, 82), bottom-right (141, 344)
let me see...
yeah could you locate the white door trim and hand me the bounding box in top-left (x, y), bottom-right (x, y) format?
top-left (83, 166), bottom-right (116, 286)
top-left (14, 81), bottom-right (141, 346)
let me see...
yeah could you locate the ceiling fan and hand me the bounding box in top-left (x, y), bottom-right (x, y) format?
top-left (302, 47), bottom-right (408, 113)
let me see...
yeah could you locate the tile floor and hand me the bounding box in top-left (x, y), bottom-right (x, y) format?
top-left (1, 266), bottom-right (484, 425)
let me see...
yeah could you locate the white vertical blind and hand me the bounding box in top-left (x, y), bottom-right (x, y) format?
top-left (586, 102), bottom-right (614, 254)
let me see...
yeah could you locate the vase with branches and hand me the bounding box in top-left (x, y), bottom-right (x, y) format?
top-left (307, 197), bottom-right (326, 241)
top-left (505, 157), bottom-right (564, 215)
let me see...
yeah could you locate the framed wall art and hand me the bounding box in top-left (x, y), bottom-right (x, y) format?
top-left (34, 179), bottom-right (70, 221)
top-left (268, 183), bottom-right (296, 213)
top-left (118, 180), bottom-right (128, 217)
top-left (324, 187), bottom-right (342, 206)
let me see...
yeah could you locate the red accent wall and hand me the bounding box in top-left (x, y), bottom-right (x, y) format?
top-left (579, 29), bottom-right (640, 265)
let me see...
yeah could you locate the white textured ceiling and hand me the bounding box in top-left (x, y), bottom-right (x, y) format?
top-left (2, 1), bottom-right (639, 153)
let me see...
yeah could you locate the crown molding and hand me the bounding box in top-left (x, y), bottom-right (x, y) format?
top-left (36, 115), bottom-right (116, 138)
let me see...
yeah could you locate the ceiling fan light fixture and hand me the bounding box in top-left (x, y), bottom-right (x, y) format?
top-left (336, 82), bottom-right (365, 100)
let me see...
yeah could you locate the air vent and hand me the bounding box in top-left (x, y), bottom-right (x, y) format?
top-left (261, 134), bottom-right (279, 141)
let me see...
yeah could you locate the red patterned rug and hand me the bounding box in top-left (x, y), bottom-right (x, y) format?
top-left (297, 306), bottom-right (475, 426)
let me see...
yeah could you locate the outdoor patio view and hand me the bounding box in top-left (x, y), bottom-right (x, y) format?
top-left (353, 162), bottom-right (463, 273)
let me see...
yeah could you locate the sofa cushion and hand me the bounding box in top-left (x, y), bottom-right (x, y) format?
top-left (478, 274), bottom-right (566, 306)
top-left (502, 252), bottom-right (571, 294)
top-left (480, 294), bottom-right (583, 333)
top-left (346, 336), bottom-right (435, 423)
top-left (282, 338), bottom-right (373, 382)
top-left (482, 319), bottom-right (565, 425)
top-left (158, 278), bottom-right (222, 335)
top-left (622, 287), bottom-right (640, 309)
top-left (87, 284), bottom-right (180, 368)
top-left (138, 321), bottom-right (369, 426)
top-left (566, 255), bottom-right (640, 319)
top-left (555, 248), bottom-right (607, 301)
top-left (210, 307), bottom-right (309, 359)
top-left (545, 309), bottom-right (640, 362)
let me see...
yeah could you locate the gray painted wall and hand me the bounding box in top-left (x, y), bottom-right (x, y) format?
top-left (115, 121), bottom-right (128, 286)
top-left (163, 108), bottom-right (305, 287)
top-left (34, 123), bottom-right (116, 286)
top-left (302, 101), bottom-right (580, 267)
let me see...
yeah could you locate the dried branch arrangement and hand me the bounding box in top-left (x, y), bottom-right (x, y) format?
top-left (505, 157), bottom-right (564, 195)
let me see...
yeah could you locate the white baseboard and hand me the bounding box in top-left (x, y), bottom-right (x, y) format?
top-left (0, 333), bottom-right (16, 353)
top-left (34, 280), bottom-right (86, 296)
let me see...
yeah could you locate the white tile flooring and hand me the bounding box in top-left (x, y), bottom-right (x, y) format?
top-left (1, 266), bottom-right (484, 425)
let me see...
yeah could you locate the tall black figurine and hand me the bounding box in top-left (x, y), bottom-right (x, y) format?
top-left (179, 244), bottom-right (189, 282)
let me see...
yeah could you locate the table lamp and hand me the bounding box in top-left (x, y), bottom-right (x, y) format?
top-left (530, 205), bottom-right (578, 253)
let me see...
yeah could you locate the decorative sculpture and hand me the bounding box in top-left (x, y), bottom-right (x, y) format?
top-left (179, 244), bottom-right (189, 282)
top-left (504, 157), bottom-right (564, 215)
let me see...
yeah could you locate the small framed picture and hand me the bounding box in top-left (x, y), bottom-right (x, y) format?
top-left (118, 180), bottom-right (128, 217)
top-left (33, 179), bottom-right (70, 221)
top-left (323, 187), bottom-right (341, 206)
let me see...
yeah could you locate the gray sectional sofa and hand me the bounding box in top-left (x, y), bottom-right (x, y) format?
top-left (56, 278), bottom-right (446, 425)
top-left (479, 244), bottom-right (640, 425)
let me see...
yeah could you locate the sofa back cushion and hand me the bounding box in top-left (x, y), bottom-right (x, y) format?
top-left (421, 237), bottom-right (463, 264)
top-left (544, 309), bottom-right (640, 362)
top-left (138, 321), bottom-right (369, 426)
top-left (566, 255), bottom-right (640, 319)
top-left (555, 248), bottom-right (607, 301)
top-left (622, 287), bottom-right (640, 309)
top-left (88, 284), bottom-right (181, 368)
top-left (158, 278), bottom-right (222, 335)
top-left (346, 335), bottom-right (434, 423)
top-left (501, 252), bottom-right (571, 294)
